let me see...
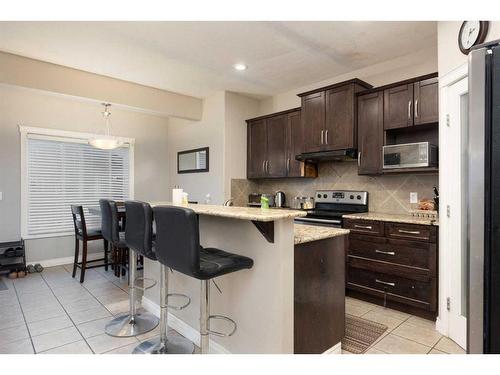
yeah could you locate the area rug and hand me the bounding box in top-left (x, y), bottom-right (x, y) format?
top-left (342, 314), bottom-right (388, 354)
top-left (0, 277), bottom-right (8, 291)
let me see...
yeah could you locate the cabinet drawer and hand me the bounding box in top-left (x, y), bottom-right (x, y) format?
top-left (385, 222), bottom-right (436, 242)
top-left (347, 266), bottom-right (434, 309)
top-left (349, 236), bottom-right (435, 271)
top-left (344, 219), bottom-right (384, 236)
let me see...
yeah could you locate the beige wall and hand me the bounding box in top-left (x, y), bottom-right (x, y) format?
top-left (259, 46), bottom-right (438, 115)
top-left (0, 84), bottom-right (170, 262)
top-left (0, 51), bottom-right (203, 120)
top-left (438, 21), bottom-right (500, 77)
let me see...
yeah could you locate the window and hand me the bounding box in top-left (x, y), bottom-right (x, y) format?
top-left (20, 127), bottom-right (134, 238)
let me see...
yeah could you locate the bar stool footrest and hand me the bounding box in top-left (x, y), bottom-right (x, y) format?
top-left (207, 314), bottom-right (237, 337)
top-left (134, 277), bottom-right (157, 291)
top-left (167, 293), bottom-right (191, 310)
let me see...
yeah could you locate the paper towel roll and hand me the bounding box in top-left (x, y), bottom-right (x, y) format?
top-left (172, 188), bottom-right (183, 205)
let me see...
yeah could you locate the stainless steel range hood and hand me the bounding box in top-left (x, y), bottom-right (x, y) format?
top-left (295, 148), bottom-right (358, 162)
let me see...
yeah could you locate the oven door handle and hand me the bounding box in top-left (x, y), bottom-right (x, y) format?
top-left (295, 217), bottom-right (342, 225)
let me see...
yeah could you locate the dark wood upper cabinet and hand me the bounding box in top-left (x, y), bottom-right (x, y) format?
top-left (287, 110), bottom-right (304, 177)
top-left (299, 79), bottom-right (372, 153)
top-left (247, 119), bottom-right (268, 178)
top-left (384, 83), bottom-right (414, 130)
top-left (358, 91), bottom-right (384, 175)
top-left (266, 114), bottom-right (288, 178)
top-left (414, 77), bottom-right (438, 126)
top-left (301, 91), bottom-right (325, 153)
top-left (246, 109), bottom-right (316, 179)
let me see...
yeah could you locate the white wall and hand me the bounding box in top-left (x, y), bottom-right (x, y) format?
top-left (259, 46), bottom-right (438, 115)
top-left (438, 21), bottom-right (500, 77)
top-left (0, 84), bottom-right (170, 263)
top-left (167, 91), bottom-right (260, 205)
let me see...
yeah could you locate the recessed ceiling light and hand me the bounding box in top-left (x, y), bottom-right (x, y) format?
top-left (233, 63), bottom-right (248, 71)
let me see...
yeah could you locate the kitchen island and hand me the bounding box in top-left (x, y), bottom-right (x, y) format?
top-left (141, 203), bottom-right (348, 354)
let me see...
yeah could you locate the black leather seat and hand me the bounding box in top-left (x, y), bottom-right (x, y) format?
top-left (153, 205), bottom-right (253, 354)
top-left (153, 206), bottom-right (253, 280)
top-left (100, 199), bottom-right (127, 277)
top-left (124, 201), bottom-right (157, 260)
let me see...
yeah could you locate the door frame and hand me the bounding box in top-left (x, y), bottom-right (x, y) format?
top-left (436, 63), bottom-right (468, 348)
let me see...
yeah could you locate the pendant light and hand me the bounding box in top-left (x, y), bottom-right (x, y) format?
top-left (89, 103), bottom-right (123, 150)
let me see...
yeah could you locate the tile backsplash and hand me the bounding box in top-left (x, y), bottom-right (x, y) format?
top-left (231, 161), bottom-right (438, 214)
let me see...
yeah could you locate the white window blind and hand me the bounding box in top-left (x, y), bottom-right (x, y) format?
top-left (26, 135), bottom-right (131, 237)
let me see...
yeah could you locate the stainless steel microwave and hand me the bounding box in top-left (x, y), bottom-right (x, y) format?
top-left (383, 142), bottom-right (438, 169)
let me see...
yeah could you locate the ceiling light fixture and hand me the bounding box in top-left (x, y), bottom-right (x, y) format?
top-left (89, 103), bottom-right (123, 150)
top-left (233, 63), bottom-right (248, 71)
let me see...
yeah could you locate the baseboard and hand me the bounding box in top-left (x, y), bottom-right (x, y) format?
top-left (323, 341), bottom-right (342, 354)
top-left (29, 252), bottom-right (105, 268)
top-left (435, 316), bottom-right (447, 336)
top-left (142, 296), bottom-right (231, 354)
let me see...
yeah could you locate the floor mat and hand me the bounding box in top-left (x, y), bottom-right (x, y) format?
top-left (342, 314), bottom-right (388, 354)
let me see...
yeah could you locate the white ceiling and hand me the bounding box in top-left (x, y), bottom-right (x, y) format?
top-left (0, 21), bottom-right (437, 98)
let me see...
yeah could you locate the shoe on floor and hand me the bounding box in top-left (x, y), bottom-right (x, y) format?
top-left (26, 264), bottom-right (36, 273)
top-left (34, 263), bottom-right (44, 273)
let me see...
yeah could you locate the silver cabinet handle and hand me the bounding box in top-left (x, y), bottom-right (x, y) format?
top-left (398, 229), bottom-right (420, 235)
top-left (375, 250), bottom-right (395, 256)
top-left (415, 99), bottom-right (418, 118)
top-left (325, 129), bottom-right (329, 144)
top-left (262, 160), bottom-right (266, 173)
top-left (408, 100), bottom-right (412, 120)
top-left (286, 158), bottom-right (290, 173)
top-left (354, 224), bottom-right (373, 230)
top-left (375, 279), bottom-right (395, 287)
top-left (320, 130), bottom-right (324, 144)
top-left (358, 151), bottom-right (361, 167)
top-left (266, 160), bottom-right (269, 174)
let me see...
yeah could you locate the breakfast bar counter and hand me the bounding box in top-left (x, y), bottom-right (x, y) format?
top-left (141, 203), bottom-right (348, 354)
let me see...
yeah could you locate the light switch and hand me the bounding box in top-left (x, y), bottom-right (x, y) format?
top-left (410, 192), bottom-right (418, 204)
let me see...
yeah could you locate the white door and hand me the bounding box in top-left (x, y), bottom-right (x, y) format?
top-left (442, 76), bottom-right (468, 348)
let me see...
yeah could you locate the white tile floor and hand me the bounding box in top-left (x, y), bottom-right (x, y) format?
top-left (0, 264), bottom-right (194, 354)
top-left (344, 296), bottom-right (465, 354)
top-left (0, 265), bottom-right (465, 354)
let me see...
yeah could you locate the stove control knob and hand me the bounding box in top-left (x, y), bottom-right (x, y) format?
top-left (317, 194), bottom-right (321, 199)
top-left (349, 195), bottom-right (354, 199)
top-left (323, 194), bottom-right (327, 198)
top-left (357, 195), bottom-right (362, 200)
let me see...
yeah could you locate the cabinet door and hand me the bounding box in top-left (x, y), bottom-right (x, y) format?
top-left (414, 78), bottom-right (438, 125)
top-left (325, 84), bottom-right (354, 149)
top-left (247, 119), bottom-right (268, 178)
top-left (266, 115), bottom-right (288, 178)
top-left (287, 110), bottom-right (304, 177)
top-left (302, 91), bottom-right (325, 153)
top-left (384, 84), bottom-right (414, 130)
top-left (358, 91), bottom-right (384, 175)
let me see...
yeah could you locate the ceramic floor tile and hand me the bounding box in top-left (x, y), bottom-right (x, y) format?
top-left (392, 321), bottom-right (442, 347)
top-left (361, 309), bottom-right (406, 331)
top-left (434, 337), bottom-right (466, 354)
top-left (104, 300), bottom-right (130, 315)
top-left (77, 317), bottom-right (112, 338)
top-left (0, 317), bottom-right (26, 331)
top-left (32, 326), bottom-right (83, 353)
top-left (365, 347), bottom-right (387, 354)
top-left (86, 333), bottom-right (138, 354)
top-left (0, 338), bottom-right (34, 354)
top-left (39, 340), bottom-right (93, 354)
top-left (68, 305), bottom-right (112, 325)
top-left (370, 306), bottom-right (411, 321)
top-left (62, 297), bottom-right (102, 313)
top-left (374, 333), bottom-right (431, 354)
top-left (429, 348), bottom-right (448, 354)
top-left (405, 315), bottom-right (437, 330)
top-left (23, 305), bottom-right (67, 323)
top-left (0, 324), bottom-right (30, 346)
top-left (103, 342), bottom-right (139, 354)
top-left (28, 315), bottom-right (74, 337)
top-left (346, 302), bottom-right (373, 317)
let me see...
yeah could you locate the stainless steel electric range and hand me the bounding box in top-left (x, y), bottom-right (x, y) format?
top-left (294, 190), bottom-right (368, 228)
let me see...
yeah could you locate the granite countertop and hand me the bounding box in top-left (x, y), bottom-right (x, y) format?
top-left (342, 212), bottom-right (439, 226)
top-left (294, 224), bottom-right (350, 245)
top-left (149, 202), bottom-right (307, 222)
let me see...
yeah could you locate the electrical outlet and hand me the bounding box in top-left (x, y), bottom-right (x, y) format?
top-left (410, 192), bottom-right (418, 204)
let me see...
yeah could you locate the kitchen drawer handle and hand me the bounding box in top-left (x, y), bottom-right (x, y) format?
top-left (358, 151), bottom-right (361, 167)
top-left (375, 279), bottom-right (395, 287)
top-left (408, 100), bottom-right (412, 120)
top-left (375, 249), bottom-right (395, 256)
top-left (325, 129), bottom-right (329, 144)
top-left (320, 130), bottom-right (324, 145)
top-left (286, 158), bottom-right (290, 173)
top-left (262, 160), bottom-right (266, 173)
top-left (415, 99), bottom-right (419, 118)
top-left (398, 229), bottom-right (421, 235)
top-left (354, 224), bottom-right (373, 230)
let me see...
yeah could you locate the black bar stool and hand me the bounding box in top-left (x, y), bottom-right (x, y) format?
top-left (70, 205), bottom-right (109, 283)
top-left (151, 206), bottom-right (254, 354)
top-left (104, 200), bottom-right (159, 337)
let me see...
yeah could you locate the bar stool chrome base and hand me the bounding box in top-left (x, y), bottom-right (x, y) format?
top-left (105, 312), bottom-right (159, 337)
top-left (133, 335), bottom-right (194, 354)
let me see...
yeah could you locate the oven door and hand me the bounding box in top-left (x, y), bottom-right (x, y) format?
top-left (294, 216), bottom-right (342, 228)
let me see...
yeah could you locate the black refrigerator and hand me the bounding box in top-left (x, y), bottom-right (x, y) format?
top-left (468, 39), bottom-right (500, 354)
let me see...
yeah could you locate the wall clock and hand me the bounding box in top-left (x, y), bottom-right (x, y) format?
top-left (458, 21), bottom-right (489, 55)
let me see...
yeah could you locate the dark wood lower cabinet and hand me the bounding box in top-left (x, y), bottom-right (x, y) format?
top-left (294, 236), bottom-right (347, 354)
top-left (344, 219), bottom-right (438, 320)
